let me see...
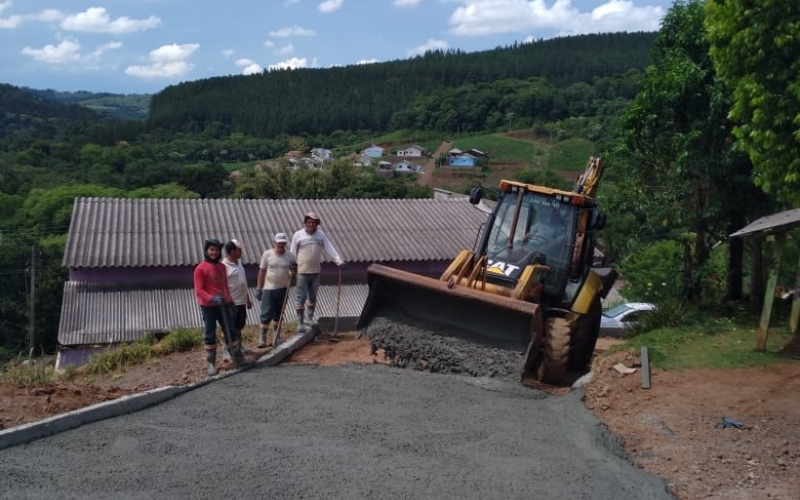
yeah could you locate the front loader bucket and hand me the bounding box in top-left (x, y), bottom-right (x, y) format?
top-left (357, 264), bottom-right (544, 380)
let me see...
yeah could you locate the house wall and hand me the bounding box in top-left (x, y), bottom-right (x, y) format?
top-left (448, 157), bottom-right (478, 167)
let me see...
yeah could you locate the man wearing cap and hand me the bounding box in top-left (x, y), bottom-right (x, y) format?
top-left (255, 233), bottom-right (297, 347)
top-left (290, 212), bottom-right (345, 332)
top-left (222, 239), bottom-right (253, 358)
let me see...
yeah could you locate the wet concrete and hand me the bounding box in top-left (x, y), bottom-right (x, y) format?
top-left (364, 316), bottom-right (524, 380)
top-left (0, 364), bottom-right (674, 500)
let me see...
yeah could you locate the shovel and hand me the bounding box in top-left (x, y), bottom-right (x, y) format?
top-left (329, 266), bottom-right (343, 343)
top-left (273, 273), bottom-right (293, 347)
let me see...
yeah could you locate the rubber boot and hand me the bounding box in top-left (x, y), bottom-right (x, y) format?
top-left (221, 344), bottom-right (232, 361)
top-left (205, 349), bottom-right (217, 376)
top-left (297, 310), bottom-right (307, 332)
top-left (257, 328), bottom-right (267, 348)
top-left (307, 306), bottom-right (316, 327)
top-left (231, 342), bottom-right (249, 369)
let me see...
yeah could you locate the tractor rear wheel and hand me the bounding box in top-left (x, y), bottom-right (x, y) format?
top-left (567, 296), bottom-right (602, 372)
top-left (538, 317), bottom-right (570, 384)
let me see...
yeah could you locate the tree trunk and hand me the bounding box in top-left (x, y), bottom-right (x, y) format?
top-left (727, 213), bottom-right (745, 301)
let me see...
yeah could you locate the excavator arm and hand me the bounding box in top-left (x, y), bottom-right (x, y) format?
top-left (573, 156), bottom-right (604, 199)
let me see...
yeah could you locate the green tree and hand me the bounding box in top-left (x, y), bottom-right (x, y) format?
top-left (22, 184), bottom-right (125, 231)
top-left (705, 0), bottom-right (800, 205)
top-left (620, 0), bottom-right (761, 301)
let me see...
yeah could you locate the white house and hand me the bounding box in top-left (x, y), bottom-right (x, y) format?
top-left (394, 160), bottom-right (421, 173)
top-left (396, 145), bottom-right (429, 157)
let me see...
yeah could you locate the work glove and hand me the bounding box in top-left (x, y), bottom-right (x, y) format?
top-left (210, 295), bottom-right (223, 306)
top-left (255, 290), bottom-right (263, 301)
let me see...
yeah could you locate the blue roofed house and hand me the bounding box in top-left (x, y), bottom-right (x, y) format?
top-left (57, 197), bottom-right (488, 368)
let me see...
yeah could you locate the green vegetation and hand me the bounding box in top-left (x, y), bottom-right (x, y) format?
top-left (608, 315), bottom-right (795, 371)
top-left (0, 360), bottom-right (56, 386)
top-left (451, 133), bottom-right (546, 163)
top-left (84, 328), bottom-right (204, 374)
top-left (546, 139), bottom-right (596, 171)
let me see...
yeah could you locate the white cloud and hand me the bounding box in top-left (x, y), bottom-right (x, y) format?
top-left (264, 40), bottom-right (275, 48)
top-left (407, 38), bottom-right (448, 56)
top-left (268, 57), bottom-right (308, 70)
top-left (284, 0), bottom-right (301, 5)
top-left (61, 7), bottom-right (160, 34)
top-left (269, 25), bottom-right (316, 37)
top-left (394, 0), bottom-right (424, 6)
top-left (278, 43), bottom-right (295, 55)
top-left (222, 49), bottom-right (235, 58)
top-left (125, 43), bottom-right (199, 79)
top-left (356, 58), bottom-right (379, 65)
top-left (0, 3), bottom-right (64, 29)
top-left (235, 58), bottom-right (263, 75)
top-left (319, 0), bottom-right (344, 13)
top-left (21, 38), bottom-right (81, 63)
top-left (447, 0), bottom-right (664, 37)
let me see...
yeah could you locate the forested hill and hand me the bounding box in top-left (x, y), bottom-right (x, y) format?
top-left (148, 32), bottom-right (656, 138)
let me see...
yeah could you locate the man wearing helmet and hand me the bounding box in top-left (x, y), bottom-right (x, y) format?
top-left (290, 212), bottom-right (345, 332)
top-left (193, 238), bottom-right (246, 375)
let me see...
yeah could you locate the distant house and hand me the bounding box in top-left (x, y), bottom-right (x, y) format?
top-left (354, 154), bottom-right (373, 167)
top-left (448, 153), bottom-right (478, 168)
top-left (57, 197), bottom-right (488, 368)
top-left (394, 160), bottom-right (421, 173)
top-left (311, 148), bottom-right (334, 162)
top-left (396, 145), bottom-right (429, 157)
top-left (363, 144), bottom-right (385, 158)
top-left (466, 148), bottom-right (487, 157)
top-left (377, 160), bottom-right (393, 171)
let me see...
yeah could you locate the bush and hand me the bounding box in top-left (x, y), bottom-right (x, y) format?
top-left (0, 360), bottom-right (55, 386)
top-left (85, 339), bottom-right (154, 374)
top-left (155, 328), bottom-right (203, 355)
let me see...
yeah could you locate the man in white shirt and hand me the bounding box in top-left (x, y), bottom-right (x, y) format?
top-left (290, 212), bottom-right (345, 332)
top-left (255, 233), bottom-right (296, 347)
top-left (222, 239), bottom-right (252, 358)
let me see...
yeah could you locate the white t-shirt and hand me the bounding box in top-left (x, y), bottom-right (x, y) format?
top-left (259, 249), bottom-right (296, 290)
top-left (223, 258), bottom-right (249, 305)
top-left (290, 228), bottom-right (342, 274)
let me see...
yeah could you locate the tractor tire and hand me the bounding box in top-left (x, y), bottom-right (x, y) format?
top-left (567, 296), bottom-right (602, 372)
top-left (538, 317), bottom-right (570, 384)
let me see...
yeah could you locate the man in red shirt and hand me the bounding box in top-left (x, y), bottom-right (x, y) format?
top-left (194, 238), bottom-right (246, 375)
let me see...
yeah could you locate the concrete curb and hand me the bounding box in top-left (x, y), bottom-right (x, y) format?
top-left (0, 328), bottom-right (317, 451)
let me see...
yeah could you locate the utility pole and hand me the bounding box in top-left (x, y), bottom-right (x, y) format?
top-left (28, 243), bottom-right (36, 361)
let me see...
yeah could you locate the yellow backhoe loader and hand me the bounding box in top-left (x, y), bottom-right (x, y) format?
top-left (357, 157), bottom-right (617, 384)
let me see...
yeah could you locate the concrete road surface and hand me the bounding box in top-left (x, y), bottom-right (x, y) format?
top-left (0, 364), bottom-right (675, 500)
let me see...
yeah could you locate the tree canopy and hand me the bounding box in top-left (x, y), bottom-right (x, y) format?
top-left (706, 0), bottom-right (800, 205)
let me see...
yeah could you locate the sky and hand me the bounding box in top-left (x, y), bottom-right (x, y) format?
top-left (0, 0), bottom-right (673, 95)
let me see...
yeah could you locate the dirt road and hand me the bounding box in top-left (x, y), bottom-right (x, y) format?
top-left (0, 363), bottom-right (674, 500)
top-left (417, 141), bottom-right (451, 186)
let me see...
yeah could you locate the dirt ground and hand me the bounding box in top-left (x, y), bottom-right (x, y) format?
top-left (1, 334), bottom-right (798, 500)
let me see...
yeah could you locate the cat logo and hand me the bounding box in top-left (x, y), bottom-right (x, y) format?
top-left (486, 260), bottom-right (520, 277)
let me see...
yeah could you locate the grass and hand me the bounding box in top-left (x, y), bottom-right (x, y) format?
top-left (546, 138), bottom-right (597, 171)
top-left (451, 133), bottom-right (546, 163)
top-left (604, 314), bottom-right (797, 371)
top-left (85, 328), bottom-right (205, 374)
top-left (0, 361), bottom-right (56, 386)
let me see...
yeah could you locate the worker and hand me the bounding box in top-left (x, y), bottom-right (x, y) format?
top-left (255, 232), bottom-right (296, 347)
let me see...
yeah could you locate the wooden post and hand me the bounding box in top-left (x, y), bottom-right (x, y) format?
top-left (791, 253), bottom-right (800, 333)
top-left (757, 234), bottom-right (784, 350)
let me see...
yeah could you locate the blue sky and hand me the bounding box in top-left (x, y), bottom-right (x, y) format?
top-left (1, 0), bottom-right (672, 95)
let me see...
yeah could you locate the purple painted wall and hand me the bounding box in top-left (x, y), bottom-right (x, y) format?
top-left (68, 260), bottom-right (450, 286)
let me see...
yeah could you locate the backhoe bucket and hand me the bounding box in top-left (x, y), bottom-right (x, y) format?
top-left (357, 264), bottom-right (544, 380)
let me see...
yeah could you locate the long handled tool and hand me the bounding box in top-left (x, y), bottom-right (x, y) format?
top-left (274, 273), bottom-right (293, 347)
top-left (330, 266), bottom-right (343, 342)
top-left (218, 300), bottom-right (245, 368)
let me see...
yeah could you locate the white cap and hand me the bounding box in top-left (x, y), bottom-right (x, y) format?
top-left (275, 232), bottom-right (289, 243)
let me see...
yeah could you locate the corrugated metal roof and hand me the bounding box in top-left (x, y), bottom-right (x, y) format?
top-left (63, 197), bottom-right (488, 268)
top-left (59, 282), bottom-right (369, 346)
top-left (729, 208), bottom-right (800, 238)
